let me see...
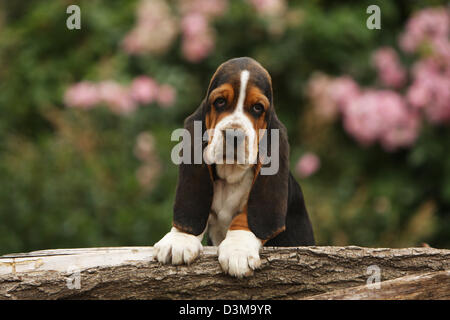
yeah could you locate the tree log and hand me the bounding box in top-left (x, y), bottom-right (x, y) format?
top-left (304, 270), bottom-right (450, 300)
top-left (0, 246), bottom-right (449, 300)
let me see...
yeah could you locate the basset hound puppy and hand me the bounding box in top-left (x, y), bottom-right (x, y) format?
top-left (154, 57), bottom-right (315, 278)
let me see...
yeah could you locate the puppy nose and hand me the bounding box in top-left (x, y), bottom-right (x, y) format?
top-left (222, 128), bottom-right (246, 146)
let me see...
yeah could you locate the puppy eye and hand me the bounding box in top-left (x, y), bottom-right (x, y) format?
top-left (251, 103), bottom-right (264, 115)
top-left (213, 97), bottom-right (226, 110)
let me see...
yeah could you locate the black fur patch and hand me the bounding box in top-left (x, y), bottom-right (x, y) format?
top-left (172, 100), bottom-right (213, 236)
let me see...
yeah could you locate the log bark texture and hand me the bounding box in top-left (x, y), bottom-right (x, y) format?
top-left (305, 270), bottom-right (450, 300)
top-left (0, 246), bottom-right (449, 300)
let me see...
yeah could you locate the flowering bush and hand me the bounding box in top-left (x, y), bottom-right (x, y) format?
top-left (122, 0), bottom-right (228, 62)
top-left (299, 5), bottom-right (450, 248)
top-left (307, 6), bottom-right (449, 153)
top-left (64, 76), bottom-right (176, 115)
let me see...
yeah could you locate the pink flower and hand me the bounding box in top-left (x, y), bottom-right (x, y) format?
top-left (156, 84), bottom-right (176, 107)
top-left (329, 76), bottom-right (361, 113)
top-left (130, 76), bottom-right (159, 104)
top-left (406, 59), bottom-right (438, 109)
top-left (376, 91), bottom-right (412, 131)
top-left (431, 36), bottom-right (450, 63)
top-left (97, 81), bottom-right (136, 115)
top-left (122, 29), bottom-right (145, 55)
top-left (64, 76), bottom-right (177, 114)
top-left (406, 81), bottom-right (431, 109)
top-left (342, 90), bottom-right (420, 150)
top-left (407, 58), bottom-right (450, 124)
top-left (423, 77), bottom-right (450, 124)
top-left (399, 7), bottom-right (450, 56)
top-left (379, 105), bottom-right (421, 151)
top-left (97, 81), bottom-right (123, 104)
top-left (307, 73), bottom-right (360, 121)
top-left (372, 47), bottom-right (407, 88)
top-left (122, 0), bottom-right (178, 55)
top-left (343, 90), bottom-right (386, 146)
top-left (111, 90), bottom-right (137, 115)
top-left (180, 11), bottom-right (216, 63)
top-left (306, 73), bottom-right (339, 121)
top-left (177, 0), bottom-right (228, 62)
top-left (411, 58), bottom-right (441, 82)
top-left (305, 7), bottom-right (450, 151)
top-left (182, 31), bottom-right (215, 62)
top-left (296, 152), bottom-right (320, 178)
top-left (181, 13), bottom-right (209, 37)
top-left (64, 82), bottom-right (99, 109)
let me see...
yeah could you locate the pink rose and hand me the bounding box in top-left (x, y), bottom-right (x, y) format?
top-left (122, 0), bottom-right (177, 55)
top-left (64, 82), bottom-right (99, 109)
top-left (98, 81), bottom-right (136, 115)
top-left (329, 76), bottom-right (361, 113)
top-left (181, 13), bottom-right (209, 37)
top-left (343, 90), bottom-right (386, 146)
top-left (130, 76), bottom-right (159, 104)
top-left (399, 7), bottom-right (450, 55)
top-left (407, 58), bottom-right (450, 124)
top-left (182, 31), bottom-right (215, 62)
top-left (156, 84), bottom-right (176, 107)
top-left (372, 47), bottom-right (407, 88)
top-left (296, 152), bottom-right (320, 178)
top-left (342, 90), bottom-right (420, 150)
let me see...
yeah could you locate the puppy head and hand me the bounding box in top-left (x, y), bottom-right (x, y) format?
top-left (203, 57), bottom-right (273, 167)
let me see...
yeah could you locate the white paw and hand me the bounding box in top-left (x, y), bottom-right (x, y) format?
top-left (154, 227), bottom-right (203, 265)
top-left (218, 230), bottom-right (262, 278)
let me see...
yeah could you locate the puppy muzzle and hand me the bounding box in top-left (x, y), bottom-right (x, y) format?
top-left (204, 124), bottom-right (257, 165)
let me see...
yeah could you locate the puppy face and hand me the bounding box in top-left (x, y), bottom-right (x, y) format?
top-left (203, 57), bottom-right (272, 166)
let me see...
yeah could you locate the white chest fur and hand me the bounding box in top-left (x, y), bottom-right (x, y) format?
top-left (207, 164), bottom-right (254, 245)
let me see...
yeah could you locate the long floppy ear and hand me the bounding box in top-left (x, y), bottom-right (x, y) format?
top-left (247, 110), bottom-right (289, 241)
top-left (172, 99), bottom-right (213, 235)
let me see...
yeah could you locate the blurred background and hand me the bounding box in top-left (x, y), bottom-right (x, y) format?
top-left (0, 0), bottom-right (449, 254)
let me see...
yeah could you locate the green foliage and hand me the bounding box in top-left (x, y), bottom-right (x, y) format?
top-left (0, 0), bottom-right (448, 254)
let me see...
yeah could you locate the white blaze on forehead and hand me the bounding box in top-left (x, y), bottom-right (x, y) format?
top-left (236, 70), bottom-right (250, 113)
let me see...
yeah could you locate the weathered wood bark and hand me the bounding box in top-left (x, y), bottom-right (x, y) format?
top-left (305, 270), bottom-right (450, 300)
top-left (0, 246), bottom-right (449, 300)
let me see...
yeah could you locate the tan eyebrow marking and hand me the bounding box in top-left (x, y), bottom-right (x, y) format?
top-left (245, 86), bottom-right (269, 111)
top-left (209, 83), bottom-right (234, 103)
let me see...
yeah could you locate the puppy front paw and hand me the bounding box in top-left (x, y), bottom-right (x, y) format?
top-left (218, 230), bottom-right (262, 278)
top-left (154, 227), bottom-right (203, 265)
